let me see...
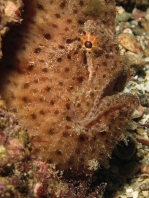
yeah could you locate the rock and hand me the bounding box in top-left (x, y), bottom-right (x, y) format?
top-left (132, 25), bottom-right (146, 36)
top-left (141, 20), bottom-right (149, 32)
top-left (117, 12), bottom-right (132, 22)
top-left (125, 52), bottom-right (145, 75)
top-left (144, 49), bottom-right (149, 57)
top-left (145, 14), bottom-right (149, 22)
top-left (145, 57), bottom-right (149, 63)
top-left (0, 0), bottom-right (23, 59)
top-left (123, 28), bottom-right (133, 34)
top-left (118, 33), bottom-right (144, 55)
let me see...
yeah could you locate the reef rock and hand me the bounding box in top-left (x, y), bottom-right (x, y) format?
top-left (0, 0), bottom-right (139, 173)
top-left (0, 0), bottom-right (23, 59)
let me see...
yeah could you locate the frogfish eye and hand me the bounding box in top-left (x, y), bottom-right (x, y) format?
top-left (84, 41), bottom-right (92, 48)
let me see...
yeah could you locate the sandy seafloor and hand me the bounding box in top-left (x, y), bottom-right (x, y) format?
top-left (110, 1), bottom-right (149, 198)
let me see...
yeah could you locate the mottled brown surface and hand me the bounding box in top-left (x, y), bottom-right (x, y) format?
top-left (0, 0), bottom-right (139, 172)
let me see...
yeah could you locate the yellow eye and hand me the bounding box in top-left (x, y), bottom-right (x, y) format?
top-left (81, 33), bottom-right (97, 51)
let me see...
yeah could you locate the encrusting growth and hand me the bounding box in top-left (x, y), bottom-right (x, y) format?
top-left (0, 0), bottom-right (139, 173)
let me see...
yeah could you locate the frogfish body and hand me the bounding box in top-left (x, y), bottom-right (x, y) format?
top-left (0, 0), bottom-right (139, 172)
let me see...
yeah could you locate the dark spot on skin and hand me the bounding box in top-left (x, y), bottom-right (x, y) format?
top-left (66, 39), bottom-right (73, 44)
top-left (54, 110), bottom-right (59, 115)
top-left (45, 86), bottom-right (51, 92)
top-left (37, 3), bottom-right (44, 10)
top-left (79, 134), bottom-right (87, 142)
top-left (32, 89), bottom-right (38, 93)
top-left (65, 125), bottom-right (71, 130)
top-left (49, 0), bottom-right (54, 5)
top-left (105, 139), bottom-right (110, 144)
top-left (44, 33), bottom-right (51, 40)
top-left (103, 61), bottom-right (107, 66)
top-left (34, 48), bottom-right (41, 54)
top-left (42, 68), bottom-right (48, 72)
top-left (68, 157), bottom-right (74, 165)
top-left (75, 148), bottom-right (80, 154)
top-left (31, 114), bottom-right (36, 119)
top-left (103, 74), bottom-right (106, 78)
top-left (105, 54), bottom-right (109, 59)
top-left (34, 79), bottom-right (38, 83)
top-left (59, 81), bottom-right (63, 86)
top-left (55, 13), bottom-right (61, 18)
top-left (78, 20), bottom-right (84, 25)
top-left (28, 64), bottom-right (34, 71)
top-left (105, 0), bottom-right (112, 4)
top-left (90, 92), bottom-right (94, 97)
top-left (50, 100), bottom-right (55, 105)
top-left (48, 159), bottom-right (53, 163)
top-left (64, 67), bottom-right (70, 72)
top-left (80, 164), bottom-right (84, 169)
top-left (79, 1), bottom-right (84, 6)
top-left (99, 152), bottom-right (104, 157)
top-left (75, 37), bottom-right (81, 41)
top-left (66, 116), bottom-right (71, 122)
top-left (67, 54), bottom-right (71, 59)
top-left (55, 150), bottom-right (62, 155)
top-left (83, 53), bottom-right (87, 64)
top-left (77, 76), bottom-right (84, 83)
top-left (67, 19), bottom-right (72, 23)
top-left (64, 27), bottom-right (69, 31)
top-left (22, 97), bottom-right (28, 103)
top-left (57, 57), bottom-right (62, 62)
top-left (78, 29), bottom-right (86, 35)
top-left (39, 59), bottom-right (45, 63)
top-left (39, 110), bottom-right (45, 115)
top-left (79, 158), bottom-right (85, 162)
top-left (52, 24), bottom-right (58, 28)
top-left (49, 129), bottom-right (54, 135)
top-left (92, 148), bottom-right (96, 153)
top-left (59, 45), bottom-right (65, 49)
top-left (66, 103), bottom-right (70, 110)
top-left (23, 83), bottom-right (29, 89)
top-left (60, 2), bottom-right (66, 9)
top-left (74, 51), bottom-right (78, 55)
top-left (77, 103), bottom-right (81, 108)
top-left (86, 102), bottom-right (90, 106)
top-left (99, 132), bottom-right (106, 137)
top-left (94, 50), bottom-right (103, 57)
top-left (39, 97), bottom-right (44, 102)
top-left (63, 132), bottom-right (69, 137)
top-left (73, 9), bottom-right (78, 14)
top-left (84, 41), bottom-right (92, 48)
top-left (69, 85), bottom-right (74, 90)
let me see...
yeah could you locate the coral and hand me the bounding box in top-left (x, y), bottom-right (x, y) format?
top-left (0, 0), bottom-right (139, 173)
top-left (0, 96), bottom-right (30, 167)
top-left (0, 0), bottom-right (23, 59)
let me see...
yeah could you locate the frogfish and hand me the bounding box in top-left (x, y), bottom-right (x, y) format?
top-left (0, 0), bottom-right (139, 173)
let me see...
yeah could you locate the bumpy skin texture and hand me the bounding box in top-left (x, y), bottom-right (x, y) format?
top-left (0, 0), bottom-right (139, 172)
